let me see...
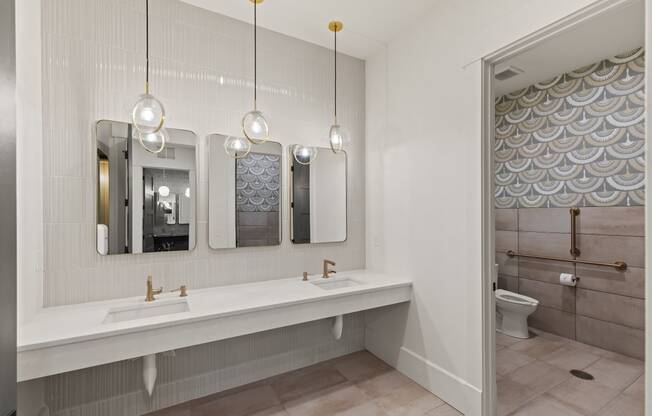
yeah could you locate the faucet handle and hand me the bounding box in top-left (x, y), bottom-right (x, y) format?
top-left (171, 285), bottom-right (187, 297)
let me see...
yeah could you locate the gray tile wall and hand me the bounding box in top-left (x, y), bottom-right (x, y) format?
top-left (495, 206), bottom-right (645, 359)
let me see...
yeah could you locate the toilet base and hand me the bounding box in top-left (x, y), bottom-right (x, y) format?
top-left (496, 311), bottom-right (530, 339)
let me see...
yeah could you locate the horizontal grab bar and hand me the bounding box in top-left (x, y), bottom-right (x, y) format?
top-left (505, 250), bottom-right (627, 271)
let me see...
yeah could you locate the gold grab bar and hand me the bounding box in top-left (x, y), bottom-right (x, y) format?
top-left (570, 207), bottom-right (580, 257)
top-left (505, 250), bottom-right (627, 271)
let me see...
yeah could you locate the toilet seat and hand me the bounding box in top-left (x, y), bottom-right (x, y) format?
top-left (495, 289), bottom-right (539, 339)
top-left (495, 289), bottom-right (538, 306)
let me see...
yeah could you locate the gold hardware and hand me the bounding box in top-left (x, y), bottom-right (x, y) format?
top-left (249, 0), bottom-right (264, 3)
top-left (171, 285), bottom-right (187, 297)
top-left (328, 21), bottom-right (343, 32)
top-left (570, 207), bottom-right (580, 257)
top-left (506, 250), bottom-right (627, 271)
top-left (302, 272), bottom-right (308, 281)
top-left (145, 275), bottom-right (163, 302)
top-left (506, 205), bottom-right (627, 272)
top-left (322, 259), bottom-right (336, 278)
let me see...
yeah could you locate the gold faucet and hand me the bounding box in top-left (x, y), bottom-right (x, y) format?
top-left (145, 275), bottom-right (163, 302)
top-left (322, 259), bottom-right (336, 279)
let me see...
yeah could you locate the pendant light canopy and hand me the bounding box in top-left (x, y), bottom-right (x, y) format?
top-left (328, 20), bottom-right (348, 154)
top-left (242, 0), bottom-right (270, 145)
top-left (132, 0), bottom-right (166, 154)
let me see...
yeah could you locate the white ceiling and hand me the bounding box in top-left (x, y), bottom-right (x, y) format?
top-left (494, 1), bottom-right (645, 96)
top-left (181, 0), bottom-right (436, 59)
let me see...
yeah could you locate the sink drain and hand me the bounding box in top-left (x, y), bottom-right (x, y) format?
top-left (570, 369), bottom-right (594, 380)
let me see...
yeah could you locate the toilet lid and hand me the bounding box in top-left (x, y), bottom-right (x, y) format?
top-left (495, 289), bottom-right (539, 306)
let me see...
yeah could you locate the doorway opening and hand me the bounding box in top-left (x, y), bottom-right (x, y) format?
top-left (481, 1), bottom-right (646, 414)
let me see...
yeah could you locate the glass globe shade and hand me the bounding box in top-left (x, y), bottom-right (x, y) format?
top-left (293, 145), bottom-right (318, 165)
top-left (242, 110), bottom-right (270, 144)
top-left (328, 124), bottom-right (350, 154)
top-left (158, 185), bottom-right (170, 197)
top-left (224, 135), bottom-right (252, 159)
top-left (132, 93), bottom-right (166, 134)
top-left (137, 128), bottom-right (168, 154)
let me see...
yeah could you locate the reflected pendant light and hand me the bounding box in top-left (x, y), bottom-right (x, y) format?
top-left (132, 0), bottom-right (166, 154)
top-left (328, 21), bottom-right (348, 153)
top-left (292, 145), bottom-right (318, 165)
top-left (242, 0), bottom-right (270, 145)
top-left (224, 135), bottom-right (252, 159)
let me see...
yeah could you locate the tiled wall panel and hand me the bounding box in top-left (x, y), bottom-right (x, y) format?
top-left (495, 48), bottom-right (645, 209)
top-left (41, 0), bottom-right (366, 306)
top-left (495, 49), bottom-right (645, 359)
top-left (35, 0), bottom-right (367, 414)
top-left (45, 313), bottom-right (366, 415)
top-left (496, 205), bottom-right (646, 359)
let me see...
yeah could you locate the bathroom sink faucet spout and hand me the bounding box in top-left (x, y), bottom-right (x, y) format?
top-left (145, 275), bottom-right (163, 302)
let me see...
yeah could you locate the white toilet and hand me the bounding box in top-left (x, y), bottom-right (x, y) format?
top-left (495, 289), bottom-right (539, 339)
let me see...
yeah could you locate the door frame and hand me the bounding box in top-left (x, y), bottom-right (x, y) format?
top-left (479, 1), bottom-right (647, 414)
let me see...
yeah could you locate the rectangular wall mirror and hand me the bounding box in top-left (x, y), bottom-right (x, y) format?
top-left (96, 120), bottom-right (197, 255)
top-left (208, 134), bottom-right (282, 249)
top-left (289, 146), bottom-right (347, 244)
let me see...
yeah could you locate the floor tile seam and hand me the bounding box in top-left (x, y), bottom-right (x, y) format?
top-left (591, 392), bottom-right (627, 416)
top-left (505, 365), bottom-right (573, 396)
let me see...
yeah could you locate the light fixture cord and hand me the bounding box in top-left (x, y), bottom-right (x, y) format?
top-left (253, 0), bottom-right (257, 110)
top-left (334, 28), bottom-right (337, 124)
top-left (145, 0), bottom-right (149, 94)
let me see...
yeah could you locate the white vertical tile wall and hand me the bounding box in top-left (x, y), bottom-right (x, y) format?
top-left (33, 0), bottom-right (366, 413)
top-left (40, 0), bottom-right (366, 306)
top-left (45, 313), bottom-right (366, 415)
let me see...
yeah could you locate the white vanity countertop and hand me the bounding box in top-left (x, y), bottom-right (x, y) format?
top-left (19, 270), bottom-right (412, 353)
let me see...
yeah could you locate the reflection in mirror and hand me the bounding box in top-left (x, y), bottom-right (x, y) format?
top-left (96, 120), bottom-right (197, 255)
top-left (208, 134), bottom-right (282, 249)
top-left (290, 146), bottom-right (347, 244)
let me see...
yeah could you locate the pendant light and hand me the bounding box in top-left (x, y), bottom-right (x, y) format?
top-left (224, 135), bottom-right (252, 159)
top-left (292, 145), bottom-right (318, 166)
top-left (328, 21), bottom-right (348, 154)
top-left (132, 0), bottom-right (166, 154)
top-left (242, 0), bottom-right (270, 145)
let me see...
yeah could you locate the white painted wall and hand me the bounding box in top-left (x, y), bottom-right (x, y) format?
top-left (16, 0), bottom-right (43, 326)
top-left (364, 0), bottom-right (601, 414)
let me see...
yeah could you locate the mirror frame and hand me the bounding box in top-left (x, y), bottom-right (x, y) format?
top-left (288, 146), bottom-right (348, 245)
top-left (94, 119), bottom-right (199, 256)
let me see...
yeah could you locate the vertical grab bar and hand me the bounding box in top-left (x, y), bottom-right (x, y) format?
top-left (570, 207), bottom-right (580, 257)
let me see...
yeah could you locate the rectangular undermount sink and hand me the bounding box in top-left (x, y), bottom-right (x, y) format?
top-left (311, 278), bottom-right (361, 291)
top-left (103, 298), bottom-right (189, 324)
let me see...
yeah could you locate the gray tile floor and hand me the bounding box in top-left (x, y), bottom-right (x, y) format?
top-left (497, 328), bottom-right (644, 416)
top-left (147, 350), bottom-right (462, 416)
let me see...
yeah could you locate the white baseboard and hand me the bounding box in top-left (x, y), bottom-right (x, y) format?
top-left (366, 338), bottom-right (482, 416)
